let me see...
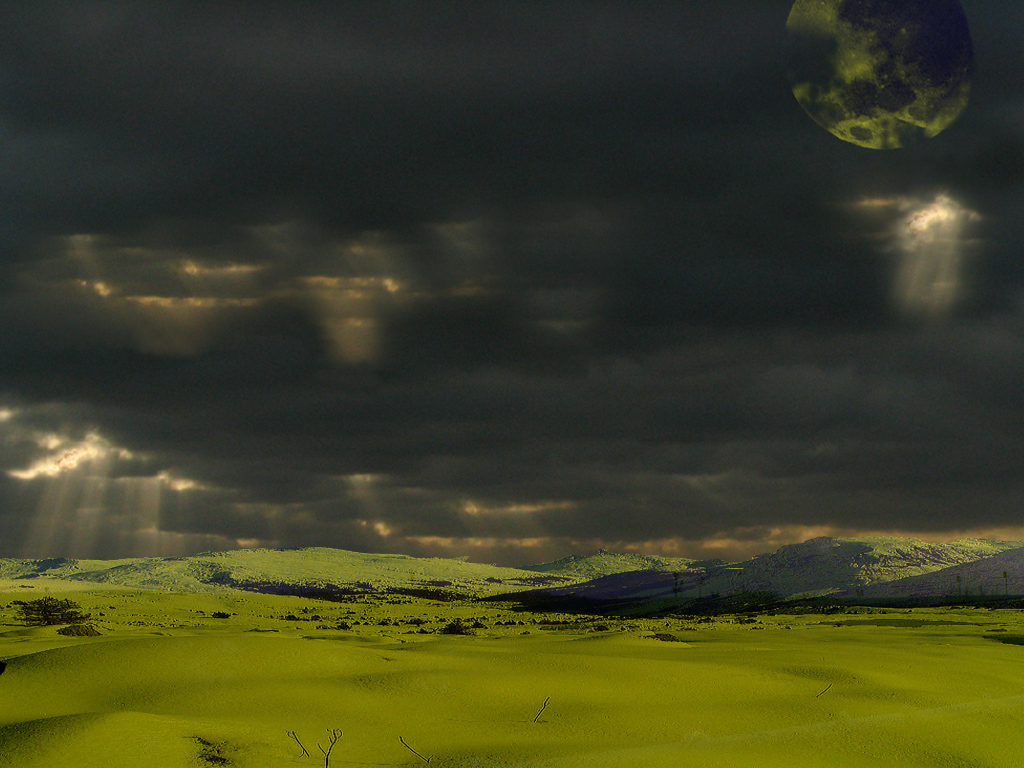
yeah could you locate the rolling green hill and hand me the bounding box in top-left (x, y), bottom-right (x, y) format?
top-left (0, 547), bottom-right (575, 596)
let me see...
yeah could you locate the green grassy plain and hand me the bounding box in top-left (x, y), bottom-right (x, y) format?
top-left (2, 581), bottom-right (1024, 767)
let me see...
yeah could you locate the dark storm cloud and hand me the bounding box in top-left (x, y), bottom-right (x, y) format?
top-left (1, 1), bottom-right (1024, 564)
top-left (0, 1), bottom-right (785, 233)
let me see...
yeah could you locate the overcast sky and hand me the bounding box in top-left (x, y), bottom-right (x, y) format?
top-left (2, 1), bottom-right (1023, 567)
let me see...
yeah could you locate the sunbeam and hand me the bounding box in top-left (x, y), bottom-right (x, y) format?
top-left (13, 432), bottom-right (125, 559)
top-left (852, 193), bottom-right (981, 318)
top-left (894, 193), bottom-right (981, 316)
top-left (6, 429), bottom-right (222, 559)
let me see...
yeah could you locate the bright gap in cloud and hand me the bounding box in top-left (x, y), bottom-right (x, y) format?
top-left (7, 431), bottom-right (131, 480)
top-left (854, 192), bottom-right (981, 318)
top-left (895, 194), bottom-right (980, 316)
top-left (459, 499), bottom-right (575, 516)
top-left (43, 232), bottom-right (268, 356)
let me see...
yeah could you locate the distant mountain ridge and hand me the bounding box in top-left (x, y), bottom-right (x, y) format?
top-left (3, 536), bottom-right (1024, 607)
top-left (492, 536), bottom-right (1024, 611)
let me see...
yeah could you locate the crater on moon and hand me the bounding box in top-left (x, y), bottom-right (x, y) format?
top-left (787, 0), bottom-right (974, 149)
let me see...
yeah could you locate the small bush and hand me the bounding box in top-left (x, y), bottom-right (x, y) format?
top-left (57, 624), bottom-right (101, 637)
top-left (440, 618), bottom-right (473, 635)
top-left (314, 621), bottom-right (351, 630)
top-left (648, 632), bottom-right (684, 642)
top-left (210, 612), bottom-right (231, 619)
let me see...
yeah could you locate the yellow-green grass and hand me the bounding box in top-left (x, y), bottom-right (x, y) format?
top-left (2, 586), bottom-right (1024, 767)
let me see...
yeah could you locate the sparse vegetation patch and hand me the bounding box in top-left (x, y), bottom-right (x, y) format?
top-left (193, 736), bottom-right (230, 765)
top-left (647, 632), bottom-right (685, 642)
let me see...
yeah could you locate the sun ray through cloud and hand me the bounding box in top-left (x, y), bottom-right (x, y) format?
top-left (852, 192), bottom-right (983, 318)
top-left (894, 193), bottom-right (982, 316)
top-left (5, 426), bottom-right (230, 559)
top-left (11, 431), bottom-right (127, 558)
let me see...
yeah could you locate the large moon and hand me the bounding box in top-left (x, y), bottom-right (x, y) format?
top-left (787, 0), bottom-right (974, 149)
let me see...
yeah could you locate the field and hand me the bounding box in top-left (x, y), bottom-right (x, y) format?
top-left (2, 580), bottom-right (1024, 767)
